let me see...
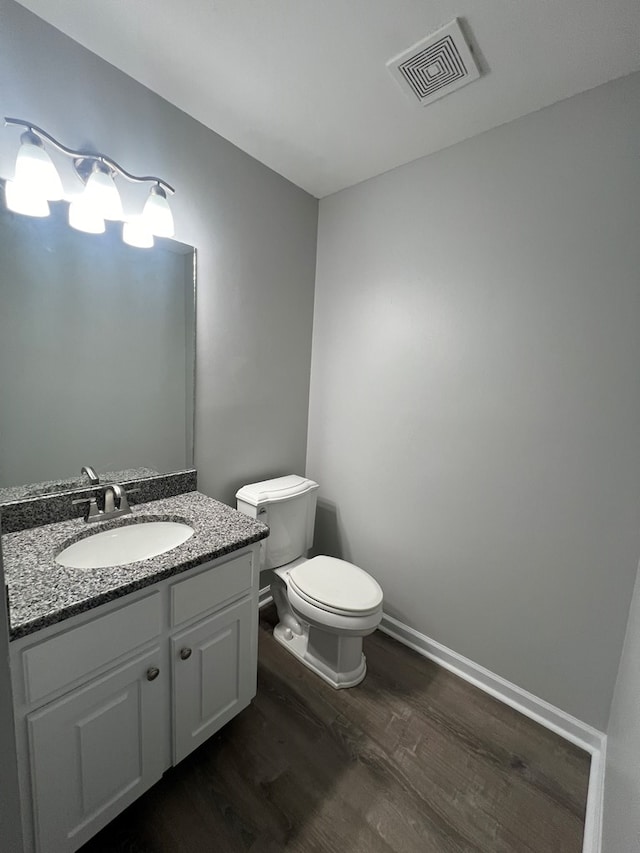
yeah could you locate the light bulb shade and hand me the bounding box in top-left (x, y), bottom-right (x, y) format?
top-left (14, 132), bottom-right (63, 200)
top-left (68, 198), bottom-right (105, 234)
top-left (83, 165), bottom-right (123, 220)
top-left (123, 217), bottom-right (154, 249)
top-left (4, 179), bottom-right (50, 217)
top-left (142, 185), bottom-right (174, 237)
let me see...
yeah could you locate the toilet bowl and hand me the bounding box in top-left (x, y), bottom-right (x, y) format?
top-left (271, 555), bottom-right (383, 688)
top-left (236, 475), bottom-right (383, 688)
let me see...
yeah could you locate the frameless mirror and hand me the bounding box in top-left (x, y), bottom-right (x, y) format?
top-left (0, 191), bottom-right (195, 501)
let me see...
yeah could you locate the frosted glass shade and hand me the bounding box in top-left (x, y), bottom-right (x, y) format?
top-left (4, 180), bottom-right (49, 217)
top-left (83, 166), bottom-right (123, 220)
top-left (68, 198), bottom-right (105, 234)
top-left (142, 185), bottom-right (174, 237)
top-left (123, 217), bottom-right (154, 248)
top-left (14, 134), bottom-right (63, 200)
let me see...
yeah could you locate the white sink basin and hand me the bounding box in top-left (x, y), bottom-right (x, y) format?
top-left (56, 521), bottom-right (194, 569)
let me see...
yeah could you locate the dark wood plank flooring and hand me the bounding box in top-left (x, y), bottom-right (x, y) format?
top-left (80, 604), bottom-right (590, 853)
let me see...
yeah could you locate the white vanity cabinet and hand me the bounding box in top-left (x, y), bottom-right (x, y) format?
top-left (27, 646), bottom-right (168, 853)
top-left (172, 596), bottom-right (254, 763)
top-left (10, 545), bottom-right (260, 853)
top-left (169, 548), bottom-right (256, 763)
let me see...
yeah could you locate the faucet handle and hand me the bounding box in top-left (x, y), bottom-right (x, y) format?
top-left (124, 488), bottom-right (141, 507)
top-left (117, 487), bottom-right (131, 513)
top-left (72, 495), bottom-right (100, 521)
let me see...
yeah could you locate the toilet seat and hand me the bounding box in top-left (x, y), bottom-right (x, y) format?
top-left (288, 555), bottom-right (383, 617)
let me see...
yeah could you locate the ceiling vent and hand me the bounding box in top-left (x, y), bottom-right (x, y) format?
top-left (387, 18), bottom-right (480, 107)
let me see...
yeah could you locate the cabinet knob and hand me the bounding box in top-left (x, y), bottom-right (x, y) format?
top-left (146, 666), bottom-right (160, 681)
top-left (180, 647), bottom-right (192, 660)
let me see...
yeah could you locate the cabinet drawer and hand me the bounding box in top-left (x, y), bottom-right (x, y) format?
top-left (23, 592), bottom-right (162, 705)
top-left (171, 552), bottom-right (252, 627)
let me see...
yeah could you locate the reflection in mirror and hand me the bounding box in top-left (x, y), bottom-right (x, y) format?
top-left (0, 191), bottom-right (195, 501)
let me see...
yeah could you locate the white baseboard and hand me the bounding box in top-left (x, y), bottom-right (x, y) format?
top-left (260, 591), bottom-right (604, 853)
top-left (378, 614), bottom-right (603, 750)
top-left (583, 738), bottom-right (606, 853)
top-left (378, 613), bottom-right (605, 853)
top-left (258, 586), bottom-right (273, 609)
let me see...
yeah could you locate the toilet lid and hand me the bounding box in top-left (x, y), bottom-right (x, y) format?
top-left (288, 556), bottom-right (383, 614)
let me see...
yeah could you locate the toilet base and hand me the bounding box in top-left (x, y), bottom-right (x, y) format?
top-left (273, 621), bottom-right (367, 689)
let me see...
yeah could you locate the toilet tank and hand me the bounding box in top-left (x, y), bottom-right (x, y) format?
top-left (236, 475), bottom-right (319, 570)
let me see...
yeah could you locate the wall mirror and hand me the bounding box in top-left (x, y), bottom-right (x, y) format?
top-left (0, 193), bottom-right (195, 501)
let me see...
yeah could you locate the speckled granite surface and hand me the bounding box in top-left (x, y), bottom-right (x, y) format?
top-left (0, 468), bottom-right (159, 504)
top-left (0, 469), bottom-right (197, 534)
top-left (3, 491), bottom-right (268, 640)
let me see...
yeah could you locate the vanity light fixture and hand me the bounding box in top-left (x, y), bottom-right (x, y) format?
top-left (68, 197), bottom-right (106, 234)
top-left (4, 129), bottom-right (64, 217)
top-left (4, 177), bottom-right (50, 217)
top-left (122, 216), bottom-right (154, 248)
top-left (143, 184), bottom-right (175, 238)
top-left (2, 117), bottom-right (175, 246)
top-left (12, 130), bottom-right (64, 200)
top-left (82, 161), bottom-right (124, 221)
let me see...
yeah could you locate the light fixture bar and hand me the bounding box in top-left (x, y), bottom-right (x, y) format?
top-left (4, 117), bottom-right (175, 195)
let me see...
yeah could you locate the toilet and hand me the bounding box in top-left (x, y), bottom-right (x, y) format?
top-left (236, 475), bottom-right (383, 688)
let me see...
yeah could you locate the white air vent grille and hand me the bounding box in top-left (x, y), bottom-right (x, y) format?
top-left (387, 19), bottom-right (480, 107)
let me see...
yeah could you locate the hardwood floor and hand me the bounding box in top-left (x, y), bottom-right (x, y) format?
top-left (80, 605), bottom-right (590, 853)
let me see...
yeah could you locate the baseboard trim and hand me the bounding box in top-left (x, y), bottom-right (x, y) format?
top-left (378, 613), bottom-right (605, 853)
top-left (583, 738), bottom-right (606, 853)
top-left (258, 586), bottom-right (273, 609)
top-left (379, 614), bottom-right (601, 747)
top-left (259, 595), bottom-right (604, 853)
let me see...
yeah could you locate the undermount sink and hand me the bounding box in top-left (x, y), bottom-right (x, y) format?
top-left (56, 521), bottom-right (194, 569)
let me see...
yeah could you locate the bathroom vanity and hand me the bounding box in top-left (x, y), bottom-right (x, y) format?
top-left (0, 176), bottom-right (234, 852)
top-left (2, 488), bottom-right (269, 853)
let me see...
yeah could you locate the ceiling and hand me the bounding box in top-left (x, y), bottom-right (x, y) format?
top-left (14, 0), bottom-right (640, 198)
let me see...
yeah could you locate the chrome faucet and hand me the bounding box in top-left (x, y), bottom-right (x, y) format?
top-left (81, 465), bottom-right (100, 485)
top-left (73, 483), bottom-right (137, 523)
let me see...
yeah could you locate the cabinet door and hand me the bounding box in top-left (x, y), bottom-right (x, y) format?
top-left (172, 596), bottom-right (255, 764)
top-left (27, 647), bottom-right (168, 853)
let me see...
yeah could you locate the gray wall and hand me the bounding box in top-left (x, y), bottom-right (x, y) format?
top-left (307, 71), bottom-right (640, 730)
top-left (0, 0), bottom-right (318, 507)
top-left (602, 559), bottom-right (640, 852)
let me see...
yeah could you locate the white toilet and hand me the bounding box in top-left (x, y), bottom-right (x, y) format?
top-left (236, 475), bottom-right (383, 688)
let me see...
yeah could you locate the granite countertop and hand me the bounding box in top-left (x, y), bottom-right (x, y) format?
top-left (0, 467), bottom-right (160, 504)
top-left (3, 491), bottom-right (269, 640)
